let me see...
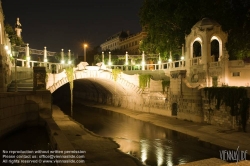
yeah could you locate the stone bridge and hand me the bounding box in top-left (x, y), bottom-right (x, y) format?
top-left (46, 65), bottom-right (168, 109)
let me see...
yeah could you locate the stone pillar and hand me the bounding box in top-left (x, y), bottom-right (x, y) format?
top-left (158, 53), bottom-right (161, 69)
top-left (102, 52), bottom-right (104, 64)
top-left (186, 43), bottom-right (192, 75)
top-left (125, 51), bottom-right (128, 70)
top-left (61, 49), bottom-right (64, 64)
top-left (26, 43), bottom-right (30, 68)
top-left (201, 35), bottom-right (210, 87)
top-left (168, 51), bottom-right (173, 68)
top-left (182, 44), bottom-right (184, 58)
top-left (108, 52), bottom-right (111, 66)
top-left (181, 44), bottom-right (185, 67)
top-left (44, 47), bottom-right (47, 62)
top-left (33, 67), bottom-right (46, 91)
top-left (220, 51), bottom-right (229, 85)
top-left (68, 50), bottom-right (71, 64)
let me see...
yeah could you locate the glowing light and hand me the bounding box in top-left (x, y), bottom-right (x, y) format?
top-left (26, 57), bottom-right (30, 61)
top-left (108, 62), bottom-right (112, 66)
top-left (158, 60), bottom-right (161, 64)
top-left (125, 62), bottom-right (128, 65)
top-left (44, 59), bottom-right (48, 62)
top-left (140, 140), bottom-right (149, 164)
top-left (181, 56), bottom-right (184, 60)
top-left (61, 60), bottom-right (65, 64)
top-left (155, 140), bottom-right (164, 166)
top-left (141, 61), bottom-right (145, 65)
top-left (68, 61), bottom-right (72, 64)
top-left (168, 59), bottom-right (172, 62)
top-left (4, 45), bottom-right (8, 50)
top-left (7, 50), bottom-right (11, 55)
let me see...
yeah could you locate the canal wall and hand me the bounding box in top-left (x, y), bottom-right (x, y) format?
top-left (0, 91), bottom-right (52, 138)
top-left (201, 87), bottom-right (250, 129)
top-left (57, 69), bottom-right (250, 130)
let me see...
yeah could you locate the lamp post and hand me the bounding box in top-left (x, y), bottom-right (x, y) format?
top-left (68, 50), bottom-right (72, 64)
top-left (84, 44), bottom-right (88, 62)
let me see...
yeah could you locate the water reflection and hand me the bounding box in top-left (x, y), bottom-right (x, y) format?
top-left (71, 105), bottom-right (219, 166)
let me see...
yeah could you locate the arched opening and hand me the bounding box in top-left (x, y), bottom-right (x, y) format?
top-left (211, 39), bottom-right (219, 62)
top-left (193, 41), bottom-right (202, 57)
top-left (171, 103), bottom-right (178, 116)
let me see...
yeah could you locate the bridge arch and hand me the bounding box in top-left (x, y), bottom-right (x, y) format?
top-left (47, 69), bottom-right (143, 107)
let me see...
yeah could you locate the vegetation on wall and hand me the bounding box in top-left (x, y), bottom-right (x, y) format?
top-left (112, 68), bottom-right (121, 82)
top-left (5, 24), bottom-right (24, 46)
top-left (139, 74), bottom-right (151, 90)
top-left (204, 87), bottom-right (247, 116)
top-left (162, 80), bottom-right (170, 93)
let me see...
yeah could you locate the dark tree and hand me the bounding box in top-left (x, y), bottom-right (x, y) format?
top-left (139, 0), bottom-right (250, 60)
top-left (5, 23), bottom-right (24, 46)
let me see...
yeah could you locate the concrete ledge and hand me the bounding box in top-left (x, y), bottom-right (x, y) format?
top-left (179, 158), bottom-right (227, 166)
top-left (44, 118), bottom-right (86, 166)
top-left (179, 158), bottom-right (250, 166)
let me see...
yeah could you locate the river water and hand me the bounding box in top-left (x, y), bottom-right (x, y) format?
top-left (60, 104), bottom-right (220, 166)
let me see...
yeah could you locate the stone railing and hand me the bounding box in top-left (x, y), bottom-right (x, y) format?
top-left (190, 57), bottom-right (202, 66)
top-left (107, 60), bottom-right (186, 71)
top-left (16, 59), bottom-right (70, 73)
top-left (209, 61), bottom-right (221, 67)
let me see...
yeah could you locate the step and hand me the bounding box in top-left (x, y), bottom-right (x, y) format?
top-left (8, 83), bottom-right (33, 87)
top-left (8, 87), bottom-right (33, 92)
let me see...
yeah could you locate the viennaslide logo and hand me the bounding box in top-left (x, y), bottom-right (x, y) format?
top-left (219, 146), bottom-right (247, 163)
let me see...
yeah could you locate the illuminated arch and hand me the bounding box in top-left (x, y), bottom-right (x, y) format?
top-left (190, 37), bottom-right (203, 59)
top-left (210, 35), bottom-right (222, 59)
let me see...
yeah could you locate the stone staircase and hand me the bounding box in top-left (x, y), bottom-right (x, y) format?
top-left (7, 79), bottom-right (33, 92)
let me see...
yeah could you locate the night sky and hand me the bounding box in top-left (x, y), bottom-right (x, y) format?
top-left (1, 0), bottom-right (143, 55)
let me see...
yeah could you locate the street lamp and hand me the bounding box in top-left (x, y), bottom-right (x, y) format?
top-left (83, 44), bottom-right (88, 62)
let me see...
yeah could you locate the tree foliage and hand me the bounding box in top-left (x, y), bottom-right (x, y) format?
top-left (5, 23), bottom-right (24, 46)
top-left (139, 0), bottom-right (250, 60)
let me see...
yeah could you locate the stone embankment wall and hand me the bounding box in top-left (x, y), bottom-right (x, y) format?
top-left (201, 87), bottom-right (250, 129)
top-left (55, 70), bottom-right (249, 130)
top-left (0, 45), bottom-right (13, 92)
top-left (0, 91), bottom-right (52, 138)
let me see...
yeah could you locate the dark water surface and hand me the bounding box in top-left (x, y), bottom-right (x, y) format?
top-left (61, 104), bottom-right (221, 166)
top-left (0, 126), bottom-right (56, 166)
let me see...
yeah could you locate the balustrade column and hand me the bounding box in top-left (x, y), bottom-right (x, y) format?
top-left (44, 47), bottom-right (48, 62)
top-left (26, 43), bottom-right (30, 68)
top-left (68, 50), bottom-right (71, 64)
top-left (108, 52), bottom-right (111, 66)
top-left (102, 52), bottom-right (104, 64)
top-left (44, 46), bottom-right (48, 68)
top-left (61, 49), bottom-right (64, 64)
top-left (158, 53), bottom-right (161, 70)
top-left (125, 51), bottom-right (128, 71)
